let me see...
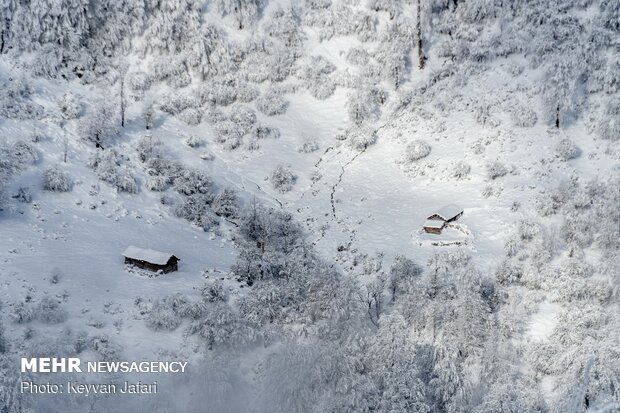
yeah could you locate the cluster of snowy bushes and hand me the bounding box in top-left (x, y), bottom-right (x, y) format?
top-left (299, 55), bottom-right (337, 100)
top-left (135, 136), bottom-right (239, 230)
top-left (344, 124), bottom-right (378, 150)
top-left (255, 90), bottom-right (289, 116)
top-left (1, 141), bottom-right (40, 209)
top-left (0, 78), bottom-right (44, 120)
top-left (10, 296), bottom-right (68, 325)
top-left (89, 150), bottom-right (138, 194)
top-left (555, 138), bottom-right (581, 161)
top-left (142, 284), bottom-right (254, 350)
top-left (210, 105), bottom-right (280, 151)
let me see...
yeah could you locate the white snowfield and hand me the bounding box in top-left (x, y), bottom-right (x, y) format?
top-left (0, 1), bottom-right (618, 411)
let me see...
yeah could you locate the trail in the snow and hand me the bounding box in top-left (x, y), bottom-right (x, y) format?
top-left (329, 146), bottom-right (367, 218)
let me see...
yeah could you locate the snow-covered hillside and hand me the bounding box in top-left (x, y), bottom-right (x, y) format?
top-left (0, 1), bottom-right (619, 412)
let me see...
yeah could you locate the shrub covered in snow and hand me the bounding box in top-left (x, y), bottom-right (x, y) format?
top-left (212, 188), bottom-right (239, 218)
top-left (256, 91), bottom-right (289, 116)
top-left (486, 161), bottom-right (508, 180)
top-left (403, 140), bottom-right (431, 162)
top-left (229, 106), bottom-right (257, 135)
top-left (128, 71), bottom-right (151, 92)
top-left (9, 302), bottom-right (35, 324)
top-left (253, 125), bottom-right (280, 140)
top-left (145, 175), bottom-right (168, 192)
top-left (36, 296), bottom-right (68, 324)
top-left (115, 171), bottom-right (139, 194)
top-left (145, 299), bottom-right (182, 332)
top-left (160, 92), bottom-right (198, 116)
top-left (90, 150), bottom-right (138, 193)
top-left (474, 103), bottom-right (500, 127)
top-left (270, 165), bottom-right (297, 193)
top-left (201, 281), bottom-right (228, 303)
top-left (346, 125), bottom-right (377, 150)
top-left (346, 46), bottom-right (371, 65)
top-left (0, 77), bottom-right (44, 120)
top-left (174, 194), bottom-right (219, 231)
top-left (43, 166), bottom-right (73, 192)
top-left (177, 107), bottom-right (202, 125)
top-left (508, 101), bottom-right (538, 127)
top-left (309, 77), bottom-right (336, 100)
top-left (152, 57), bottom-right (191, 88)
top-left (58, 92), bottom-right (81, 119)
top-left (200, 75), bottom-right (258, 106)
top-left (13, 187), bottom-right (32, 203)
top-left (453, 161), bottom-right (471, 179)
top-left (298, 138), bottom-right (319, 153)
top-left (214, 120), bottom-right (243, 150)
top-left (172, 169), bottom-right (212, 196)
top-left (301, 55), bottom-right (337, 99)
top-left (185, 134), bottom-right (204, 148)
top-left (556, 138), bottom-right (581, 161)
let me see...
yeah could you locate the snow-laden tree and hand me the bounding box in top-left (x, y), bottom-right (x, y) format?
top-left (212, 187), bottom-right (239, 218)
top-left (58, 91), bottom-right (80, 119)
top-left (81, 99), bottom-right (119, 149)
top-left (542, 57), bottom-right (580, 128)
top-left (597, 97), bottom-right (620, 141)
top-left (370, 314), bottom-right (430, 413)
top-left (0, 142), bottom-right (20, 210)
top-left (186, 23), bottom-right (221, 80)
top-left (0, 0), bottom-right (19, 54)
top-left (388, 255), bottom-right (422, 302)
top-left (217, 0), bottom-right (263, 30)
top-left (143, 0), bottom-right (202, 55)
top-left (11, 0), bottom-right (91, 52)
top-left (0, 353), bottom-right (29, 413)
top-left (347, 80), bottom-right (379, 125)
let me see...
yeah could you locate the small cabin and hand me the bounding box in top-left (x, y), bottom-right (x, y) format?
top-left (423, 204), bottom-right (464, 234)
top-left (423, 219), bottom-right (445, 234)
top-left (122, 246), bottom-right (179, 274)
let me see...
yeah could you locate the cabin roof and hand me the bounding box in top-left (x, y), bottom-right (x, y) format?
top-left (429, 204), bottom-right (463, 221)
top-left (423, 219), bottom-right (445, 229)
top-left (122, 246), bottom-right (178, 266)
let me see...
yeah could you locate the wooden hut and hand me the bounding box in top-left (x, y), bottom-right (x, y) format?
top-left (423, 204), bottom-right (464, 234)
top-left (122, 246), bottom-right (179, 274)
top-left (423, 219), bottom-right (445, 234)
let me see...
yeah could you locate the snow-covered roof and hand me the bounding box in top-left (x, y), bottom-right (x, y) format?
top-left (429, 204), bottom-right (463, 221)
top-left (122, 246), bottom-right (178, 265)
top-left (423, 219), bottom-right (445, 229)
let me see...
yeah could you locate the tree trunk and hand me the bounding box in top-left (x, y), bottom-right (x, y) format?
top-left (120, 77), bottom-right (126, 128)
top-left (417, 0), bottom-right (426, 70)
